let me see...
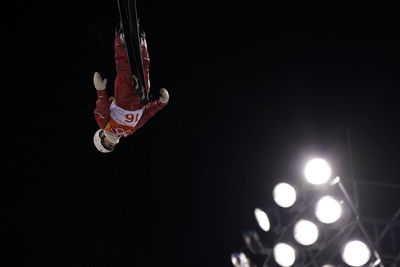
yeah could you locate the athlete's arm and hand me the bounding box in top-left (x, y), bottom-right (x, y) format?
top-left (136, 88), bottom-right (169, 129)
top-left (93, 72), bottom-right (110, 128)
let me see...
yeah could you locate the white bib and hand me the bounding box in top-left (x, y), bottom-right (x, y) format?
top-left (109, 101), bottom-right (144, 127)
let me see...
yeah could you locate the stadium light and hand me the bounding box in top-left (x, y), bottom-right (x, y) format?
top-left (331, 176), bottom-right (341, 185)
top-left (372, 258), bottom-right (381, 266)
top-left (254, 208), bottom-right (270, 232)
top-left (273, 242), bottom-right (296, 267)
top-left (341, 240), bottom-right (371, 266)
top-left (304, 158), bottom-right (332, 185)
top-left (273, 182), bottom-right (297, 208)
top-left (293, 219), bottom-right (319, 246)
top-left (315, 195), bottom-right (342, 224)
top-left (231, 252), bottom-right (252, 267)
top-left (233, 156), bottom-right (386, 267)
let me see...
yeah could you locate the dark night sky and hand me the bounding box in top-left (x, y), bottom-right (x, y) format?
top-left (5, 2), bottom-right (400, 267)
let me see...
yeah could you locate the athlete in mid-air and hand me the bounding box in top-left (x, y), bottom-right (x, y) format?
top-left (93, 28), bottom-right (169, 153)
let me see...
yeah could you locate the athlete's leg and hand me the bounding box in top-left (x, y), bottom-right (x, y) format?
top-left (114, 31), bottom-right (142, 110)
top-left (140, 32), bottom-right (151, 96)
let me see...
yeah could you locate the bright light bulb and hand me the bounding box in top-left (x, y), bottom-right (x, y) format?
top-left (342, 240), bottom-right (371, 266)
top-left (273, 243), bottom-right (296, 267)
top-left (273, 183), bottom-right (297, 208)
top-left (331, 176), bottom-right (341, 185)
top-left (315, 195), bottom-right (342, 224)
top-left (231, 253), bottom-right (238, 266)
top-left (293, 219), bottom-right (319, 246)
top-left (373, 259), bottom-right (381, 266)
top-left (230, 252), bottom-right (251, 267)
top-left (304, 158), bottom-right (332, 185)
top-left (254, 208), bottom-right (270, 232)
top-left (239, 253), bottom-right (250, 267)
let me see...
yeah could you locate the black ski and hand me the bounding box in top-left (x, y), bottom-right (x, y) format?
top-left (117, 0), bottom-right (149, 105)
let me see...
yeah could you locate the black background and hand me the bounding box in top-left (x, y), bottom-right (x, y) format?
top-left (5, 1), bottom-right (400, 266)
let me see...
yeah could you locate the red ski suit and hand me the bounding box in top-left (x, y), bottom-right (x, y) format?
top-left (94, 32), bottom-right (166, 137)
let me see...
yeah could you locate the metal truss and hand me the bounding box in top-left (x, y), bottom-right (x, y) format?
top-left (239, 179), bottom-right (400, 267)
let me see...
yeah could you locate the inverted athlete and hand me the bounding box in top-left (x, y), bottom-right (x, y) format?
top-left (93, 29), bottom-right (169, 153)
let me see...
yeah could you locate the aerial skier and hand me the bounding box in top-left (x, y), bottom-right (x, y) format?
top-left (93, 3), bottom-right (169, 153)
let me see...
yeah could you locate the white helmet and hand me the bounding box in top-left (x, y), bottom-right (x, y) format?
top-left (93, 129), bottom-right (119, 153)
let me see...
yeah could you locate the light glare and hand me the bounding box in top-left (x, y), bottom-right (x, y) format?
top-left (373, 259), bottom-right (381, 266)
top-left (293, 219), bottom-right (319, 246)
top-left (341, 240), bottom-right (371, 266)
top-left (273, 183), bottom-right (297, 208)
top-left (331, 176), bottom-right (340, 185)
top-left (231, 252), bottom-right (251, 267)
top-left (254, 208), bottom-right (270, 232)
top-left (273, 243), bottom-right (296, 267)
top-left (304, 158), bottom-right (332, 185)
top-left (231, 254), bottom-right (238, 266)
top-left (315, 195), bottom-right (342, 224)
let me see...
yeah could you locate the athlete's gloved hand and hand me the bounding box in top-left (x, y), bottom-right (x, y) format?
top-left (93, 72), bottom-right (108, 91)
top-left (159, 88), bottom-right (169, 104)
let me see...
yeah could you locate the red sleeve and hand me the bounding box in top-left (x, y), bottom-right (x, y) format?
top-left (136, 99), bottom-right (167, 129)
top-left (94, 90), bottom-right (110, 129)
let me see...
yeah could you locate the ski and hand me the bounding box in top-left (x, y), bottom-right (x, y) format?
top-left (117, 0), bottom-right (149, 105)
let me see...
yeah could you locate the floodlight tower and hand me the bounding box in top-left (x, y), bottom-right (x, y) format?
top-left (301, 158), bottom-right (383, 267)
top-left (231, 157), bottom-right (400, 267)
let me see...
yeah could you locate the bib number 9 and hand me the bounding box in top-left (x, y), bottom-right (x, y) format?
top-left (125, 113), bottom-right (139, 123)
